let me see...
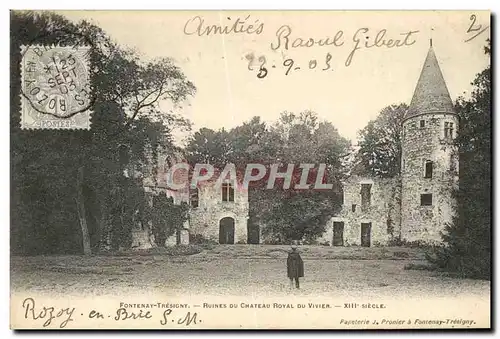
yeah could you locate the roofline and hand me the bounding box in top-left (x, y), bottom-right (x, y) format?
top-left (402, 110), bottom-right (458, 124)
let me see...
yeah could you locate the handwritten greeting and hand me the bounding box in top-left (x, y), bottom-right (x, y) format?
top-left (182, 13), bottom-right (489, 79)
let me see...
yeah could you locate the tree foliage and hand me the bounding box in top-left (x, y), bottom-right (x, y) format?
top-left (429, 40), bottom-right (491, 279)
top-left (185, 111), bottom-right (351, 243)
top-left (148, 193), bottom-right (189, 247)
top-left (352, 104), bottom-right (407, 178)
top-left (11, 11), bottom-right (195, 254)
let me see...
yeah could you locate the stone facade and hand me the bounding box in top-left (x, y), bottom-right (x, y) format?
top-left (139, 154), bottom-right (249, 246)
top-left (317, 176), bottom-right (401, 246)
top-left (132, 151), bottom-right (191, 249)
top-left (139, 44), bottom-right (457, 247)
top-left (189, 179), bottom-right (249, 244)
top-left (317, 44), bottom-right (458, 246)
top-left (400, 110), bottom-right (459, 242)
top-left (400, 45), bottom-right (459, 243)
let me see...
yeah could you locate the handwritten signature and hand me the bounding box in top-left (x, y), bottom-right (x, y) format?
top-left (270, 25), bottom-right (419, 67)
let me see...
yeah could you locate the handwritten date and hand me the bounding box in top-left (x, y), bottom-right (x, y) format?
top-left (246, 53), bottom-right (334, 78)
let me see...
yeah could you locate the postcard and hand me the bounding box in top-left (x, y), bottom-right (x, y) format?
top-left (10, 9), bottom-right (491, 329)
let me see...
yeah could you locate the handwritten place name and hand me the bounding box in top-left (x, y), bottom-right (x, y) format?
top-left (111, 308), bottom-right (199, 326)
top-left (114, 307), bottom-right (153, 320)
top-left (20, 297), bottom-right (201, 328)
top-left (22, 297), bottom-right (75, 328)
top-left (184, 15), bottom-right (263, 36)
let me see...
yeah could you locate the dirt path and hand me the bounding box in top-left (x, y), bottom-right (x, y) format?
top-left (11, 246), bottom-right (490, 299)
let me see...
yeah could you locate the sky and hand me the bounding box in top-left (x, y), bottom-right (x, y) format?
top-left (57, 10), bottom-right (490, 143)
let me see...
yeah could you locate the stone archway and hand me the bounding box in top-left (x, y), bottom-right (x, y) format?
top-left (219, 217), bottom-right (235, 244)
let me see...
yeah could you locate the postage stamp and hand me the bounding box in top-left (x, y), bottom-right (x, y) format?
top-left (20, 44), bottom-right (92, 130)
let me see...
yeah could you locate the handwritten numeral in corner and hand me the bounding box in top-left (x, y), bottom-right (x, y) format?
top-left (465, 14), bottom-right (489, 43)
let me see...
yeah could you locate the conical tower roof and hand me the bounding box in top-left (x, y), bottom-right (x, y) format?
top-left (405, 45), bottom-right (455, 120)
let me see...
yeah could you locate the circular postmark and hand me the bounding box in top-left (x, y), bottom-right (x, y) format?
top-left (21, 44), bottom-right (92, 119)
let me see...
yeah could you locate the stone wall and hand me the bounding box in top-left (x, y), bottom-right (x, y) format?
top-left (317, 176), bottom-right (401, 246)
top-left (189, 180), bottom-right (249, 244)
top-left (401, 113), bottom-right (459, 242)
top-left (133, 150), bottom-right (191, 248)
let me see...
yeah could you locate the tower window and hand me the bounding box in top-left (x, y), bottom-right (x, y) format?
top-left (222, 182), bottom-right (234, 202)
top-left (420, 193), bottom-right (433, 206)
top-left (444, 122), bottom-right (454, 139)
top-left (352, 204), bottom-right (357, 212)
top-left (424, 160), bottom-right (433, 178)
top-left (420, 120), bottom-right (425, 128)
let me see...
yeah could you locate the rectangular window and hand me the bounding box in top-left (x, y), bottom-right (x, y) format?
top-left (360, 184), bottom-right (372, 212)
top-left (351, 204), bottom-right (356, 212)
top-left (222, 183), bottom-right (234, 202)
top-left (420, 120), bottom-right (425, 128)
top-left (444, 122), bottom-right (454, 139)
top-left (424, 161), bottom-right (433, 178)
top-left (420, 193), bottom-right (433, 206)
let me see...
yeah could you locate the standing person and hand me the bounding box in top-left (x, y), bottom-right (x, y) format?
top-left (287, 242), bottom-right (304, 289)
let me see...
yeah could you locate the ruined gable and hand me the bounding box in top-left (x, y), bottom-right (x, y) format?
top-left (317, 176), bottom-right (401, 246)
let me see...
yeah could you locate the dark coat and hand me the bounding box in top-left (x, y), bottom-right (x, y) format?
top-left (287, 250), bottom-right (304, 278)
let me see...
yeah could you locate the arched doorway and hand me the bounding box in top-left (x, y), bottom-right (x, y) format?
top-left (219, 217), bottom-right (235, 244)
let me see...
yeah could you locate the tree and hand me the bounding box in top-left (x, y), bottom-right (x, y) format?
top-left (10, 11), bottom-right (195, 254)
top-left (149, 193), bottom-right (189, 247)
top-left (429, 40), bottom-right (491, 279)
top-left (185, 127), bottom-right (232, 169)
top-left (184, 112), bottom-right (351, 243)
top-left (255, 112), bottom-right (350, 243)
top-left (352, 104), bottom-right (407, 178)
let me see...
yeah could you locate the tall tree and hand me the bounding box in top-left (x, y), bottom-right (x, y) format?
top-left (10, 11), bottom-right (195, 254)
top-left (185, 127), bottom-right (232, 169)
top-left (185, 112), bottom-right (350, 243)
top-left (352, 103), bottom-right (407, 178)
top-left (255, 112), bottom-right (350, 243)
top-left (430, 40), bottom-right (491, 279)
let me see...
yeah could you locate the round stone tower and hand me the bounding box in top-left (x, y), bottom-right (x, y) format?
top-left (400, 42), bottom-right (459, 243)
